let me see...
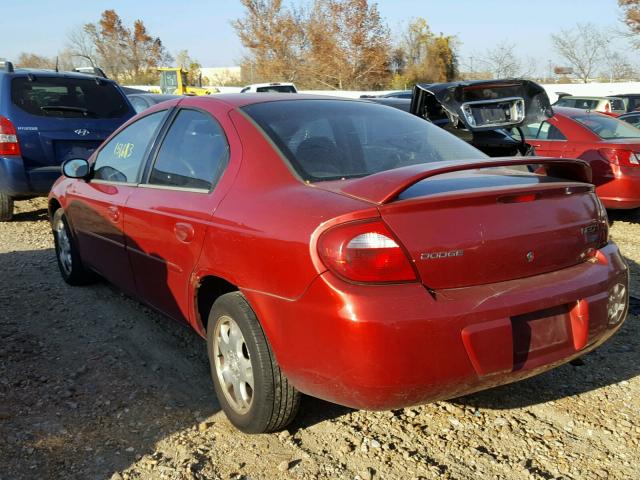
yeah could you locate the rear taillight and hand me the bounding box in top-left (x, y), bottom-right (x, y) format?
top-left (599, 148), bottom-right (640, 166)
top-left (317, 220), bottom-right (417, 283)
top-left (0, 116), bottom-right (21, 156)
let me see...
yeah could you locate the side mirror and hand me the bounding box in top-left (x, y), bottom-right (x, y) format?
top-left (62, 158), bottom-right (91, 179)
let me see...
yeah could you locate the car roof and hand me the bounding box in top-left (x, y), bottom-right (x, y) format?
top-left (558, 96), bottom-right (618, 101)
top-left (0, 67), bottom-right (117, 83)
top-left (184, 93), bottom-right (363, 109)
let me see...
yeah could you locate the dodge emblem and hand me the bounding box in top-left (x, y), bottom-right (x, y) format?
top-left (74, 129), bottom-right (90, 136)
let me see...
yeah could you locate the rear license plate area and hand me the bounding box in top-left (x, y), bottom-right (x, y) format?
top-left (511, 304), bottom-right (572, 369)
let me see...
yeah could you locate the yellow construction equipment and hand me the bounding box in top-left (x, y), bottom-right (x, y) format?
top-left (157, 67), bottom-right (217, 95)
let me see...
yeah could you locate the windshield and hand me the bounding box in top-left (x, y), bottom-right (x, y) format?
top-left (555, 98), bottom-right (599, 109)
top-left (11, 77), bottom-right (130, 118)
top-left (242, 99), bottom-right (486, 182)
top-left (573, 113), bottom-right (640, 140)
top-left (255, 85), bottom-right (297, 93)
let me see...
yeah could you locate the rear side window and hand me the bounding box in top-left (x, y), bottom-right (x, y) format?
top-left (93, 111), bottom-right (166, 183)
top-left (573, 113), bottom-right (640, 140)
top-left (610, 99), bottom-right (625, 111)
top-left (242, 99), bottom-right (486, 182)
top-left (522, 121), bottom-right (566, 140)
top-left (11, 77), bottom-right (130, 118)
top-left (148, 109), bottom-right (229, 191)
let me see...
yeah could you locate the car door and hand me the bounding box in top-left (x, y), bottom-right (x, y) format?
top-left (123, 107), bottom-right (231, 322)
top-left (522, 117), bottom-right (568, 157)
top-left (65, 110), bottom-right (167, 294)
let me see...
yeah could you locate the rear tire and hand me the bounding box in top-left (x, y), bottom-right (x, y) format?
top-left (207, 292), bottom-right (301, 433)
top-left (52, 209), bottom-right (95, 285)
top-left (0, 193), bottom-right (14, 222)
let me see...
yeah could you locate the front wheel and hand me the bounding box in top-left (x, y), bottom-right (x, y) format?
top-left (52, 209), bottom-right (95, 285)
top-left (207, 292), bottom-right (301, 433)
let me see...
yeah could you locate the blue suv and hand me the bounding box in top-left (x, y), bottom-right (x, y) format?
top-left (0, 62), bottom-right (135, 220)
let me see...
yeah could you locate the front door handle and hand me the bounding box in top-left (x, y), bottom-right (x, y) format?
top-left (107, 206), bottom-right (120, 222)
top-left (174, 222), bottom-right (195, 243)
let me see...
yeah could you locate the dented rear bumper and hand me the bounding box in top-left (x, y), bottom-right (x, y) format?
top-left (246, 243), bottom-right (628, 410)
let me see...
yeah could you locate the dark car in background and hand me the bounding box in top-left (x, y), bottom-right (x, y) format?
top-left (619, 111), bottom-right (640, 127)
top-left (127, 93), bottom-right (181, 113)
top-left (0, 61), bottom-right (135, 220)
top-left (609, 94), bottom-right (640, 113)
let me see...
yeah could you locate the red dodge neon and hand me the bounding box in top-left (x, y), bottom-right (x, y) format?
top-left (522, 106), bottom-right (640, 209)
top-left (49, 95), bottom-right (629, 433)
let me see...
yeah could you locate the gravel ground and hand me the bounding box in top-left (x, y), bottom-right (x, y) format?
top-left (0, 198), bottom-right (638, 480)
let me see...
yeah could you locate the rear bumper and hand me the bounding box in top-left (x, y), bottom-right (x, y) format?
top-left (0, 156), bottom-right (60, 197)
top-left (597, 165), bottom-right (640, 209)
top-left (246, 243), bottom-right (628, 410)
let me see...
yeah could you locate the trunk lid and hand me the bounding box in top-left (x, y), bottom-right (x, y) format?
top-left (316, 157), bottom-right (606, 289)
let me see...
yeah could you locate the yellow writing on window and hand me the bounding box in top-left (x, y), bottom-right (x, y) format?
top-left (114, 142), bottom-right (134, 159)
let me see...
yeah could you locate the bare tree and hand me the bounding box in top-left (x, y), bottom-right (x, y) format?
top-left (16, 53), bottom-right (55, 69)
top-left (67, 26), bottom-right (98, 67)
top-left (551, 23), bottom-right (610, 83)
top-left (482, 41), bottom-right (521, 78)
top-left (602, 51), bottom-right (636, 81)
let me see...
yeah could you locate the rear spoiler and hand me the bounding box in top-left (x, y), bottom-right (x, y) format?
top-left (335, 157), bottom-right (591, 205)
top-left (410, 79), bottom-right (553, 132)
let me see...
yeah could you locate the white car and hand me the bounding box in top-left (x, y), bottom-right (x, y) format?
top-left (554, 96), bottom-right (626, 115)
top-left (240, 82), bottom-right (297, 93)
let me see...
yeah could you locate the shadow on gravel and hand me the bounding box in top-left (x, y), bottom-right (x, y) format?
top-left (454, 257), bottom-right (640, 411)
top-left (0, 247), bottom-right (219, 480)
top-left (11, 206), bottom-right (49, 222)
top-left (289, 396), bottom-right (354, 432)
top-left (608, 208), bottom-right (640, 226)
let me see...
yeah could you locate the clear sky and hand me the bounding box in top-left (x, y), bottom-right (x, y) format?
top-left (0, 0), bottom-right (634, 73)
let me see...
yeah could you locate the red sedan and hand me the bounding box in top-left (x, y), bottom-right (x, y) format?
top-left (522, 106), bottom-right (640, 209)
top-left (49, 95), bottom-right (629, 433)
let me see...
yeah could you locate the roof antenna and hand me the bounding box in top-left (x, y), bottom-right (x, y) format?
top-left (55, 56), bottom-right (59, 72)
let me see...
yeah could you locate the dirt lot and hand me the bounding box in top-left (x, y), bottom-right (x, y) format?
top-left (1, 198), bottom-right (639, 480)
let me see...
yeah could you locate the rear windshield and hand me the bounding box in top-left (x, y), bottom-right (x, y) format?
top-left (255, 85), bottom-right (297, 93)
top-left (11, 77), bottom-right (130, 118)
top-left (242, 99), bottom-right (486, 182)
top-left (573, 113), bottom-right (640, 139)
top-left (555, 98), bottom-right (598, 109)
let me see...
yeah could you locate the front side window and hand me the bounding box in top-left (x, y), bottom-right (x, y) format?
top-left (148, 109), bottom-right (229, 190)
top-left (573, 113), bottom-right (640, 140)
top-left (242, 100), bottom-right (486, 182)
top-left (11, 77), bottom-right (130, 118)
top-left (93, 111), bottom-right (166, 183)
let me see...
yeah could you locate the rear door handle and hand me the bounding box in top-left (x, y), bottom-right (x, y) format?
top-left (174, 222), bottom-right (195, 243)
top-left (107, 206), bottom-right (120, 222)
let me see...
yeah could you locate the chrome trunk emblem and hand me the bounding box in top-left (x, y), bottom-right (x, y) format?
top-left (74, 129), bottom-right (90, 136)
